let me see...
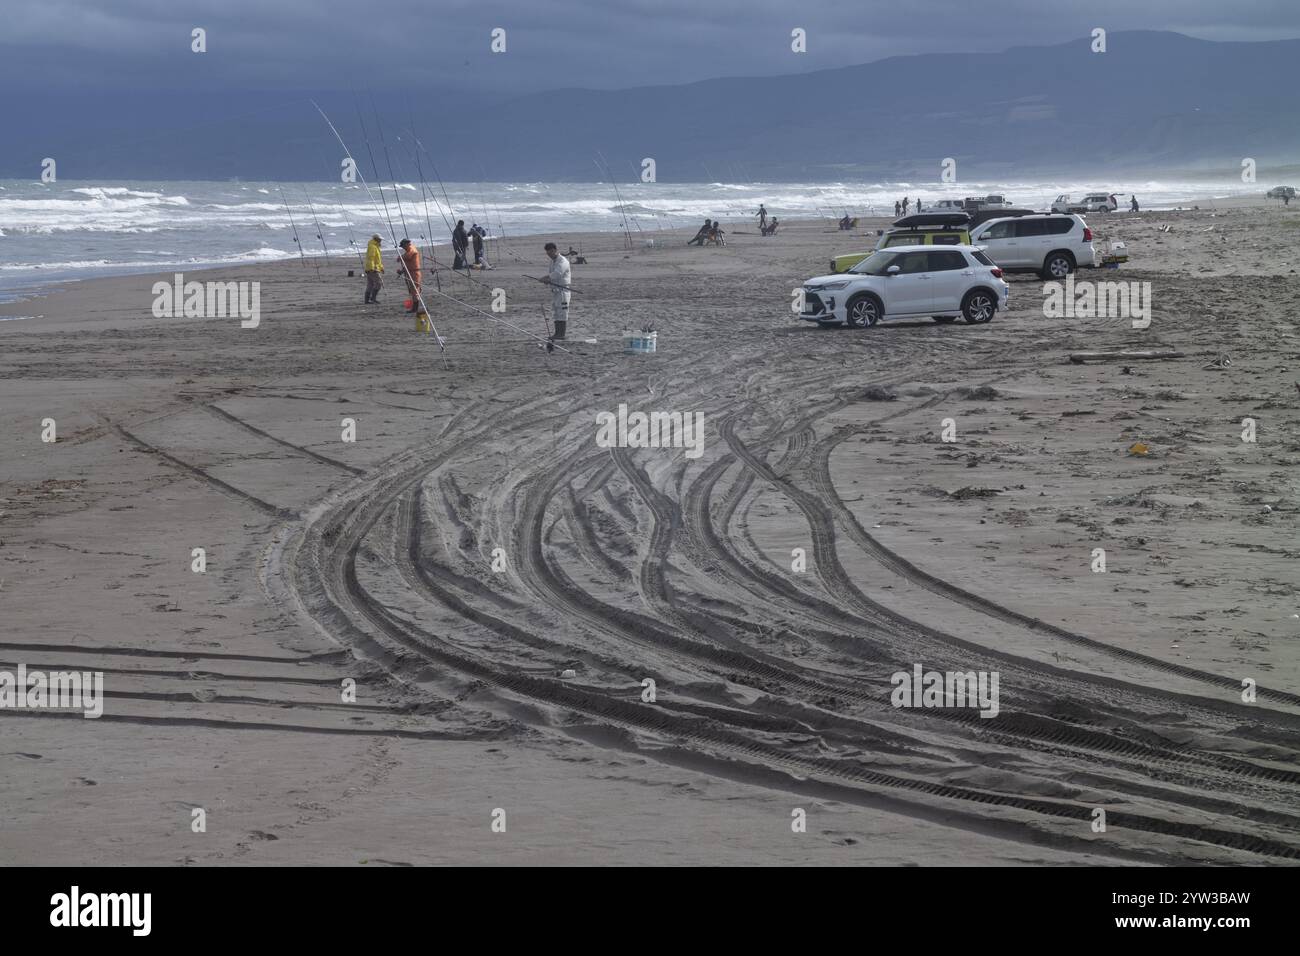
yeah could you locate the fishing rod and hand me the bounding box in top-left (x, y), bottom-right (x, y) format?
top-left (389, 135), bottom-right (474, 294)
top-left (369, 95), bottom-right (415, 254)
top-left (317, 98), bottom-right (447, 359)
top-left (277, 185), bottom-right (315, 276)
top-left (301, 186), bottom-right (333, 264)
top-left (330, 184), bottom-right (364, 268)
top-left (404, 107), bottom-right (445, 291)
top-left (522, 274), bottom-right (587, 295)
top-left (594, 152), bottom-right (633, 250)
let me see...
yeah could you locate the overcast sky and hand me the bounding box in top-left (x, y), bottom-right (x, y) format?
top-left (4, 0), bottom-right (1300, 93)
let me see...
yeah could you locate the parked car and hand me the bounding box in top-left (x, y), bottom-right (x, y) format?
top-left (1267, 186), bottom-right (1296, 199)
top-left (982, 194), bottom-right (1013, 209)
top-left (967, 213), bottom-right (1097, 280)
top-left (829, 213), bottom-right (971, 273)
top-left (928, 199), bottom-right (967, 212)
top-left (800, 245), bottom-right (1008, 328)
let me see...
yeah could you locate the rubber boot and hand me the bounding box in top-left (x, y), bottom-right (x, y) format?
top-left (552, 320), bottom-right (566, 341)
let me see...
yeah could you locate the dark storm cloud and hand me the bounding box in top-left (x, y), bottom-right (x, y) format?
top-left (4, 0), bottom-right (1300, 92)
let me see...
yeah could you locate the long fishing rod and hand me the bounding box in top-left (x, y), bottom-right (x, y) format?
top-left (388, 136), bottom-right (473, 294)
top-left (335, 195), bottom-right (365, 268)
top-left (277, 185), bottom-right (315, 276)
top-left (408, 146), bottom-right (443, 292)
top-left (317, 98), bottom-right (447, 359)
top-left (327, 177), bottom-right (364, 268)
top-left (522, 274), bottom-right (587, 295)
top-left (404, 106), bottom-right (444, 292)
top-left (301, 186), bottom-right (333, 263)
top-left (369, 95), bottom-right (415, 250)
top-left (595, 153), bottom-right (633, 250)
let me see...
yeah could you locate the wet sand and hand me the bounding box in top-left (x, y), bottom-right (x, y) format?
top-left (2, 200), bottom-right (1299, 865)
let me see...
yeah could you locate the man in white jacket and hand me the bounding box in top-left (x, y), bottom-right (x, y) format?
top-left (544, 242), bottom-right (571, 340)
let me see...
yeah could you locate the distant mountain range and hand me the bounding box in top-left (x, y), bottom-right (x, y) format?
top-left (4, 31), bottom-right (1299, 182)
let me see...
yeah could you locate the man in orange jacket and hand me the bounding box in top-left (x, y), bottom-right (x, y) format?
top-left (397, 239), bottom-right (421, 312)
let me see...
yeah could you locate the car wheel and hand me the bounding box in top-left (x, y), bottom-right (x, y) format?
top-left (1041, 252), bottom-right (1074, 280)
top-left (846, 294), bottom-right (882, 328)
top-left (961, 290), bottom-right (996, 324)
top-left (932, 316), bottom-right (957, 324)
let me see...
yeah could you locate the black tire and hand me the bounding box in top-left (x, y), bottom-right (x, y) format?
top-left (961, 289), bottom-right (997, 324)
top-left (846, 293), bottom-right (882, 328)
top-left (932, 316), bottom-right (957, 324)
top-left (1041, 251), bottom-right (1075, 281)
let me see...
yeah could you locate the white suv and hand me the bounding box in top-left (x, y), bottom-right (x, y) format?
top-left (967, 214), bottom-right (1097, 280)
top-left (799, 245), bottom-right (1008, 328)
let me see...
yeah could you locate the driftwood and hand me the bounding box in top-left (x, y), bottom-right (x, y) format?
top-left (1068, 350), bottom-right (1185, 364)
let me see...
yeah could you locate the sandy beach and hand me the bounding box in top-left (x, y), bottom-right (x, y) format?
top-left (3, 198), bottom-right (1299, 866)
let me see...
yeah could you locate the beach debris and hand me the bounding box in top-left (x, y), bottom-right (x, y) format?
top-left (861, 385), bottom-right (898, 401)
top-left (1127, 441), bottom-right (1151, 456)
top-left (1202, 354), bottom-right (1233, 369)
top-left (1069, 350), bottom-right (1185, 364)
top-left (949, 486), bottom-right (1001, 500)
top-left (560, 668), bottom-right (577, 679)
top-left (954, 385), bottom-right (1001, 400)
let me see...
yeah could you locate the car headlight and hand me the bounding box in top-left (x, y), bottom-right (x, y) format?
top-left (816, 281), bottom-right (850, 291)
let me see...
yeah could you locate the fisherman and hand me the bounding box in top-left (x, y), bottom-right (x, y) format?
top-left (915, 198), bottom-right (923, 212)
top-left (756, 204), bottom-right (768, 230)
top-left (1130, 195), bottom-right (1140, 213)
top-left (364, 234), bottom-right (384, 304)
top-left (902, 196), bottom-right (910, 215)
top-left (395, 238), bottom-right (421, 317)
top-left (687, 218), bottom-right (711, 246)
top-left (894, 200), bottom-right (901, 217)
top-left (471, 224), bottom-right (486, 268)
top-left (543, 241), bottom-right (571, 341)
top-left (452, 220), bottom-right (469, 269)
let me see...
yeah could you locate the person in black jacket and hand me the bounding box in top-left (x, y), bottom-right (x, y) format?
top-left (452, 220), bottom-right (469, 269)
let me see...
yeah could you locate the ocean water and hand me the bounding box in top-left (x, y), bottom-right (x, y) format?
top-left (0, 178), bottom-right (1259, 302)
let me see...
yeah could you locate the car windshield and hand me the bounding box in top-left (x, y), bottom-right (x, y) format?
top-left (848, 250), bottom-right (899, 275)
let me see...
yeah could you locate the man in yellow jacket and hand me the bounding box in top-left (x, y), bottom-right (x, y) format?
top-left (364, 234), bottom-right (384, 304)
